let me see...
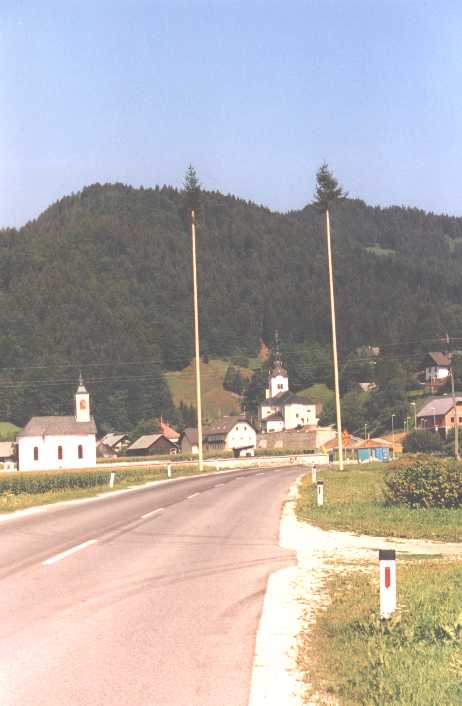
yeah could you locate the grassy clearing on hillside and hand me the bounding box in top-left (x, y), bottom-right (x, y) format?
top-left (0, 422), bottom-right (20, 441)
top-left (296, 464), bottom-right (462, 541)
top-left (297, 383), bottom-right (333, 407)
top-left (165, 358), bottom-right (245, 419)
top-left (300, 561), bottom-right (462, 706)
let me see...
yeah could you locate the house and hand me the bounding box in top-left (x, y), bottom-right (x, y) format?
top-left (96, 441), bottom-right (115, 458)
top-left (160, 420), bottom-right (180, 444)
top-left (16, 375), bottom-right (97, 471)
top-left (180, 417), bottom-right (257, 457)
top-left (420, 352), bottom-right (461, 385)
top-left (126, 434), bottom-right (178, 456)
top-left (0, 442), bottom-right (15, 462)
top-left (99, 433), bottom-right (129, 453)
top-left (416, 396), bottom-right (462, 434)
top-left (179, 427), bottom-right (199, 455)
top-left (322, 433), bottom-right (364, 462)
top-left (259, 339), bottom-right (318, 432)
top-left (204, 416), bottom-right (256, 457)
top-left (355, 438), bottom-right (394, 463)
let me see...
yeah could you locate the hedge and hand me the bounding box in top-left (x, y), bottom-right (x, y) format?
top-left (385, 456), bottom-right (462, 508)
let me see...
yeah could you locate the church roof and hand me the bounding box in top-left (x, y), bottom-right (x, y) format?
top-left (261, 390), bottom-right (313, 407)
top-left (17, 416), bottom-right (97, 438)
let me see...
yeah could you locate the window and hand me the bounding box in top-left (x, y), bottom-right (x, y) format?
top-left (33, 446), bottom-right (39, 461)
top-left (278, 384), bottom-right (283, 390)
top-left (78, 445), bottom-right (83, 459)
top-left (451, 417), bottom-right (455, 422)
top-left (58, 446), bottom-right (63, 460)
top-left (80, 399), bottom-right (86, 410)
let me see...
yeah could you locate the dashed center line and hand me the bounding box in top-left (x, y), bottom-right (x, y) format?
top-left (141, 507), bottom-right (164, 519)
top-left (42, 539), bottom-right (97, 566)
top-left (187, 492), bottom-right (200, 499)
top-left (255, 472), bottom-right (264, 476)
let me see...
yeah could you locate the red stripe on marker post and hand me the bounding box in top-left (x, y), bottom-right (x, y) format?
top-left (379, 549), bottom-right (396, 619)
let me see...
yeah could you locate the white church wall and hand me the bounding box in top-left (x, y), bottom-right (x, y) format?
top-left (284, 403), bottom-right (318, 430)
top-left (18, 434), bottom-right (97, 472)
top-left (269, 374), bottom-right (289, 398)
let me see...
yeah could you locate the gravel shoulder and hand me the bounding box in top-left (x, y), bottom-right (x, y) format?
top-left (248, 475), bottom-right (462, 706)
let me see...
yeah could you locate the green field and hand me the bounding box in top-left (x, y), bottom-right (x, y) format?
top-left (297, 463), bottom-right (462, 542)
top-left (165, 358), bottom-right (251, 421)
top-left (0, 422), bottom-right (20, 441)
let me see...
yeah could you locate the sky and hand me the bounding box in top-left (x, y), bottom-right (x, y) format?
top-left (1, 0), bottom-right (462, 228)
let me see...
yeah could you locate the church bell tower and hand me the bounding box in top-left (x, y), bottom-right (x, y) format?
top-left (75, 373), bottom-right (91, 423)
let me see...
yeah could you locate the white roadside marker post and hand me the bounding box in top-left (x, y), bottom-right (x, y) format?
top-left (379, 549), bottom-right (397, 619)
top-left (167, 464), bottom-right (172, 479)
top-left (109, 472), bottom-right (115, 488)
top-left (311, 463), bottom-right (317, 484)
top-left (316, 480), bottom-right (324, 506)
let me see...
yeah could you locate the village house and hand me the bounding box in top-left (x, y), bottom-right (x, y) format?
top-left (160, 420), bottom-right (180, 444)
top-left (419, 352), bottom-right (462, 387)
top-left (179, 417), bottom-right (257, 457)
top-left (259, 341), bottom-right (318, 432)
top-left (126, 434), bottom-right (178, 456)
top-left (417, 396), bottom-right (462, 435)
top-left (99, 433), bottom-right (130, 453)
top-left (16, 375), bottom-right (97, 472)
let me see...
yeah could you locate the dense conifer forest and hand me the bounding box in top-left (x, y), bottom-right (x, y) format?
top-left (1, 181), bottom-right (462, 432)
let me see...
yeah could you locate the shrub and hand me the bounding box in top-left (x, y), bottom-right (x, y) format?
top-left (403, 430), bottom-right (443, 454)
top-left (385, 456), bottom-right (462, 508)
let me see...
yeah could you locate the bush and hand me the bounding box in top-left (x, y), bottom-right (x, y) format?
top-left (385, 456), bottom-right (462, 508)
top-left (403, 430), bottom-right (443, 454)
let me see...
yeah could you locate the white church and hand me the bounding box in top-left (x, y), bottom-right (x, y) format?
top-left (259, 339), bottom-right (318, 432)
top-left (17, 375), bottom-right (97, 471)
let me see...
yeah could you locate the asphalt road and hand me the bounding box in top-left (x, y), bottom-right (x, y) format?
top-left (0, 466), bottom-right (302, 706)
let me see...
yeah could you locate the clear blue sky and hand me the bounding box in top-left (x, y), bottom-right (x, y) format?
top-left (1, 0), bottom-right (462, 228)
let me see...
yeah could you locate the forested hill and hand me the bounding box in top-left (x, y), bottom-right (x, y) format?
top-left (1, 181), bottom-right (462, 430)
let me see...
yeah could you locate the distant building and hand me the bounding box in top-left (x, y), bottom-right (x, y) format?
top-left (17, 375), bottom-right (97, 471)
top-left (160, 420), bottom-right (180, 444)
top-left (0, 442), bottom-right (14, 463)
top-left (179, 417), bottom-right (257, 457)
top-left (259, 336), bottom-right (318, 432)
top-left (99, 433), bottom-right (129, 453)
top-left (126, 434), bottom-right (178, 456)
top-left (417, 396), bottom-right (462, 434)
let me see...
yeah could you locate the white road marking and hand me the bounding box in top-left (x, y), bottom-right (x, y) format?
top-left (255, 472), bottom-right (264, 476)
top-left (42, 539), bottom-right (97, 566)
top-left (214, 483), bottom-right (225, 487)
top-left (141, 507), bottom-right (164, 519)
top-left (187, 492), bottom-right (200, 499)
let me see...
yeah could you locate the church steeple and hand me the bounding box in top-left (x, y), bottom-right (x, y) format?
top-left (75, 372), bottom-right (90, 423)
top-left (266, 331), bottom-right (289, 398)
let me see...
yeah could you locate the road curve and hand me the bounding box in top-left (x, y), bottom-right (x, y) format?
top-left (0, 466), bottom-right (303, 706)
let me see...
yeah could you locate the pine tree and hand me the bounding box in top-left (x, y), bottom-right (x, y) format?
top-left (183, 164), bottom-right (201, 213)
top-left (312, 162), bottom-right (347, 211)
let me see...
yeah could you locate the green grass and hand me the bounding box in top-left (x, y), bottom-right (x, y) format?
top-left (300, 561), bottom-right (462, 706)
top-left (365, 244), bottom-right (397, 257)
top-left (165, 358), bottom-right (247, 420)
top-left (0, 421), bottom-right (20, 441)
top-left (297, 383), bottom-right (333, 407)
top-left (296, 464), bottom-right (462, 541)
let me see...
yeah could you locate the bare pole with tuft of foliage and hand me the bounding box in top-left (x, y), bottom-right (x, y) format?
top-left (313, 163), bottom-right (347, 470)
top-left (184, 165), bottom-right (204, 471)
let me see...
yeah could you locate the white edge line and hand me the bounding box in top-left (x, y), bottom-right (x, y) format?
top-left (141, 507), bottom-right (164, 519)
top-left (214, 482), bottom-right (225, 487)
top-left (187, 492), bottom-right (200, 499)
top-left (255, 472), bottom-right (264, 476)
top-left (42, 539), bottom-right (97, 566)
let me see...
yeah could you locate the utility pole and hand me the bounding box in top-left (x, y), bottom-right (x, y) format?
top-left (326, 208), bottom-right (344, 470)
top-left (191, 208), bottom-right (204, 471)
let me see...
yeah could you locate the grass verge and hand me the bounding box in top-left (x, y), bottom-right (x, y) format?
top-left (300, 560), bottom-right (462, 706)
top-left (296, 464), bottom-right (462, 541)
